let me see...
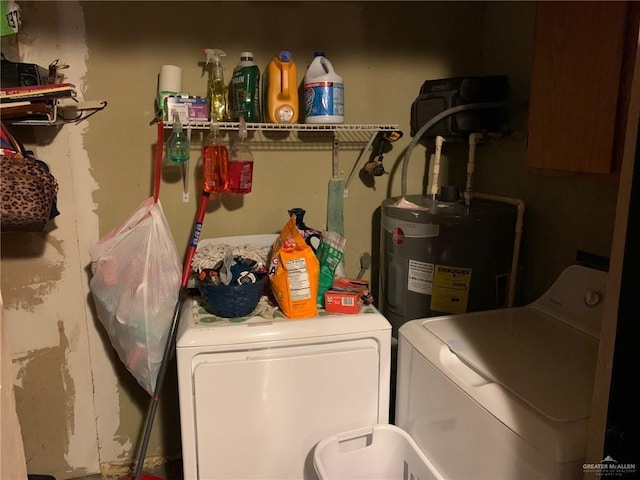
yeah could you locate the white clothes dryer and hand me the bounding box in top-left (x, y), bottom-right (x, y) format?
top-left (176, 235), bottom-right (391, 480)
top-left (395, 264), bottom-right (607, 480)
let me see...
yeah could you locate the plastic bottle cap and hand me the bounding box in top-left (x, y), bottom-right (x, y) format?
top-left (240, 51), bottom-right (254, 59)
top-left (279, 50), bottom-right (292, 62)
top-left (313, 51), bottom-right (325, 57)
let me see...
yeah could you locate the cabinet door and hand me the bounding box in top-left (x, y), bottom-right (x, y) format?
top-left (526, 1), bottom-right (631, 174)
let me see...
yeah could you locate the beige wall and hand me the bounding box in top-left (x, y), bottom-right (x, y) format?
top-left (0, 1), bottom-right (623, 478)
top-left (1, 292), bottom-right (27, 480)
top-left (2, 2), bottom-right (102, 478)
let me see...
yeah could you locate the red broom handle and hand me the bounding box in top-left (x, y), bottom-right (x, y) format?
top-left (181, 191), bottom-right (210, 286)
top-left (153, 122), bottom-right (164, 203)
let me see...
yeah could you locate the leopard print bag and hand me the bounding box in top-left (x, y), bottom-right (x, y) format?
top-left (0, 122), bottom-right (60, 233)
top-left (1, 153), bottom-right (58, 232)
top-left (1, 121), bottom-right (59, 232)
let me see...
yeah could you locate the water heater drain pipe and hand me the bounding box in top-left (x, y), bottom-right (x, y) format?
top-left (464, 132), bottom-right (483, 205)
top-left (473, 191), bottom-right (525, 308)
top-left (463, 131), bottom-right (524, 307)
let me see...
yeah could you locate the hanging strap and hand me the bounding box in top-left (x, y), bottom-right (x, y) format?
top-left (153, 121), bottom-right (164, 202)
top-left (1, 121), bottom-right (26, 158)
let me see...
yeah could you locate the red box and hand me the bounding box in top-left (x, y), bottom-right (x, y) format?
top-left (324, 290), bottom-right (362, 314)
top-left (324, 278), bottom-right (370, 314)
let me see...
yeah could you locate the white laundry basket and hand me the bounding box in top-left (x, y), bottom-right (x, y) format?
top-left (313, 424), bottom-right (444, 480)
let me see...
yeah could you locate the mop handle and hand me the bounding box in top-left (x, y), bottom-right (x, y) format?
top-left (132, 190), bottom-right (210, 480)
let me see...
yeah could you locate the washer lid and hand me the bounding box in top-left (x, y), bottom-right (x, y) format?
top-left (422, 306), bottom-right (599, 423)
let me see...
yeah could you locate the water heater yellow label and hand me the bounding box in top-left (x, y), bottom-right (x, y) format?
top-left (430, 265), bottom-right (472, 314)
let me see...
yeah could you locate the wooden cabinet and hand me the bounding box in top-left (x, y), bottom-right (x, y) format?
top-left (526, 1), bottom-right (639, 175)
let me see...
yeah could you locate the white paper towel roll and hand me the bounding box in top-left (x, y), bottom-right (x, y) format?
top-left (158, 64), bottom-right (182, 93)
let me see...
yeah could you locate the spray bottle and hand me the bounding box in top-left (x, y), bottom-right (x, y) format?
top-left (202, 122), bottom-right (229, 193)
top-left (167, 112), bottom-right (190, 163)
top-left (228, 116), bottom-right (254, 194)
top-left (204, 48), bottom-right (228, 122)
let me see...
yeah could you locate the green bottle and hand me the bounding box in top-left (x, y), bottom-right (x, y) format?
top-left (167, 112), bottom-right (190, 163)
top-left (231, 52), bottom-right (260, 122)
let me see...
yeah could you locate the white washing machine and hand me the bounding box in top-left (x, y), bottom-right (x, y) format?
top-left (395, 264), bottom-right (607, 480)
top-left (176, 235), bottom-right (391, 480)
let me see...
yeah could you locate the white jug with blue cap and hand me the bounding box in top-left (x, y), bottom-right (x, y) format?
top-left (303, 52), bottom-right (344, 124)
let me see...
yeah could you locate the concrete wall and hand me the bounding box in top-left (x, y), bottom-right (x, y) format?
top-left (0, 1), bottom-right (621, 478)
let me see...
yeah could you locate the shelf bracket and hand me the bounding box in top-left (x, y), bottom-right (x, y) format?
top-left (332, 132), bottom-right (340, 180)
top-left (344, 129), bottom-right (380, 197)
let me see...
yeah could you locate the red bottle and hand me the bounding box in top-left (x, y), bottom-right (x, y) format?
top-left (202, 123), bottom-right (229, 193)
top-left (228, 117), bottom-right (253, 194)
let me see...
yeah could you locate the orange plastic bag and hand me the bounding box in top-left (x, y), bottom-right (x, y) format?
top-left (269, 216), bottom-right (320, 318)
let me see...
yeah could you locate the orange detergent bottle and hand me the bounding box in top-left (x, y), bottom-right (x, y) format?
top-left (264, 50), bottom-right (299, 124)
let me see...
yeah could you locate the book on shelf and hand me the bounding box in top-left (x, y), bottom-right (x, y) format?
top-left (0, 101), bottom-right (53, 120)
top-left (0, 83), bottom-right (76, 102)
top-left (0, 100), bottom-right (31, 108)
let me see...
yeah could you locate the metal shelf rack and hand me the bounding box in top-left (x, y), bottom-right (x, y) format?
top-left (155, 121), bottom-right (400, 202)
top-left (5, 99), bottom-right (107, 126)
top-left (162, 121), bottom-right (399, 151)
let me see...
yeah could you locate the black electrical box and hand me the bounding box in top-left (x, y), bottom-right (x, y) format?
top-left (410, 75), bottom-right (509, 140)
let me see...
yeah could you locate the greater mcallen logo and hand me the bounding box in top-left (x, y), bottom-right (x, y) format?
top-left (583, 456), bottom-right (637, 476)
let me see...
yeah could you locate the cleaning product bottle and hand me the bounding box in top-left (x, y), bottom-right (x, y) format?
top-left (203, 48), bottom-right (228, 122)
top-left (202, 122), bottom-right (229, 193)
top-left (228, 117), bottom-right (254, 194)
top-left (231, 52), bottom-right (261, 122)
top-left (264, 50), bottom-right (298, 124)
top-left (287, 208), bottom-right (321, 251)
top-left (303, 52), bottom-right (344, 124)
top-left (167, 112), bottom-right (190, 163)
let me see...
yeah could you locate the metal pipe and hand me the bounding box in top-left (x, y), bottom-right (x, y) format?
top-left (472, 192), bottom-right (525, 308)
top-left (464, 133), bottom-right (483, 206)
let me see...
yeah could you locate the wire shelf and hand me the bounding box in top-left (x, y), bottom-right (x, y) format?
top-left (165, 121), bottom-right (398, 131)
top-left (165, 122), bottom-right (400, 151)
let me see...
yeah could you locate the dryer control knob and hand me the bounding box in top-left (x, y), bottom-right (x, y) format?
top-left (585, 289), bottom-right (602, 306)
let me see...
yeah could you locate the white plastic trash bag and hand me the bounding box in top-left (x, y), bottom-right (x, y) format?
top-left (89, 197), bottom-right (181, 394)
